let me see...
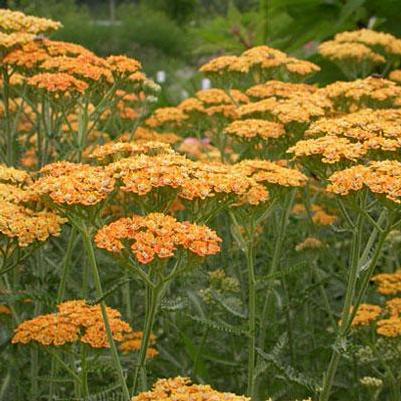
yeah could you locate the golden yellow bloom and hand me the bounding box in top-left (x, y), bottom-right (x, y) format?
top-left (195, 88), bottom-right (249, 106)
top-left (130, 127), bottom-right (181, 145)
top-left (145, 107), bottom-right (188, 129)
top-left (0, 31), bottom-right (35, 49)
top-left (0, 165), bottom-right (30, 184)
top-left (377, 318), bottom-right (401, 337)
top-left (224, 119), bottom-right (285, 141)
top-left (232, 159), bottom-right (308, 188)
top-left (246, 80), bottom-right (317, 100)
top-left (288, 136), bottom-right (367, 164)
top-left (389, 69), bottom-right (401, 83)
top-left (133, 377), bottom-right (250, 401)
top-left (40, 55), bottom-right (112, 83)
top-left (327, 161), bottom-right (401, 203)
top-left (89, 141), bottom-right (174, 163)
top-left (319, 41), bottom-right (385, 64)
top-left (0, 200), bottom-right (65, 247)
top-left (119, 331), bottom-right (158, 358)
top-left (351, 304), bottom-right (382, 327)
top-left (335, 29), bottom-right (401, 56)
top-left (199, 55), bottom-right (250, 75)
top-left (311, 205), bottom-right (336, 226)
top-left (31, 162), bottom-right (115, 206)
top-left (0, 9), bottom-right (61, 34)
top-left (238, 94), bottom-right (331, 125)
top-left (12, 300), bottom-right (132, 348)
top-left (319, 77), bottom-right (401, 110)
top-left (295, 237), bottom-right (324, 252)
top-left (106, 55), bottom-right (142, 75)
top-left (95, 213), bottom-right (222, 264)
top-left (372, 271), bottom-right (401, 295)
top-left (27, 72), bottom-right (88, 94)
top-left (385, 298), bottom-right (401, 318)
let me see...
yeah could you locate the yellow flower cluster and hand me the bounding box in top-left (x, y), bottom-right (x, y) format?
top-left (246, 80), bottom-right (317, 100)
top-left (27, 72), bottom-right (88, 94)
top-left (335, 29), bottom-right (401, 56)
top-left (12, 300), bottom-right (132, 348)
top-left (145, 107), bottom-right (188, 129)
top-left (0, 165), bottom-right (65, 247)
top-left (130, 127), bottom-right (181, 145)
top-left (288, 136), bottom-right (367, 164)
top-left (109, 153), bottom-right (269, 206)
top-left (224, 119), bottom-right (285, 141)
top-left (238, 93), bottom-right (332, 125)
top-left (133, 377), bottom-right (250, 401)
top-left (292, 203), bottom-right (336, 226)
top-left (351, 304), bottom-right (382, 327)
top-left (0, 9), bottom-right (61, 34)
top-left (295, 237), bottom-right (324, 252)
top-left (95, 213), bottom-right (222, 264)
top-left (200, 45), bottom-right (320, 81)
top-left (319, 77), bottom-right (401, 111)
top-left (372, 271), bottom-right (401, 295)
top-left (327, 161), bottom-right (401, 203)
top-left (32, 162), bottom-right (115, 206)
top-left (119, 331), bottom-right (158, 358)
top-left (233, 159), bottom-right (308, 188)
top-left (89, 141), bottom-right (174, 163)
top-left (319, 41), bottom-right (385, 64)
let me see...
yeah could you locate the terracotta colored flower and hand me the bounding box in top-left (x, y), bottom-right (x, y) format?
top-left (351, 304), bottom-right (382, 327)
top-left (95, 213), bottom-right (222, 264)
top-left (133, 377), bottom-right (250, 401)
top-left (27, 72), bottom-right (88, 94)
top-left (12, 300), bottom-right (132, 348)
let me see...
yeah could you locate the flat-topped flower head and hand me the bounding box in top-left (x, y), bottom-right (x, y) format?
top-left (319, 77), bottom-right (401, 111)
top-left (319, 41), bottom-right (385, 64)
top-left (0, 200), bottom-right (66, 247)
top-left (335, 29), bottom-right (401, 57)
top-left (109, 154), bottom-right (268, 207)
top-left (372, 271), bottom-right (401, 295)
top-left (145, 107), bottom-right (188, 130)
top-left (376, 318), bottom-right (401, 337)
top-left (0, 31), bottom-right (35, 50)
top-left (12, 300), bottom-right (132, 348)
top-left (119, 331), bottom-right (158, 358)
top-left (199, 55), bottom-right (250, 75)
top-left (95, 213), bottom-right (222, 264)
top-left (195, 88), bottom-right (249, 106)
top-left (27, 73), bottom-right (88, 95)
top-left (224, 119), bottom-right (285, 141)
top-left (351, 304), bottom-right (383, 327)
top-left (306, 109), bottom-right (401, 140)
top-left (238, 93), bottom-right (332, 126)
top-left (129, 127), bottom-right (181, 145)
top-left (89, 141), bottom-right (174, 164)
top-left (0, 165), bottom-right (30, 185)
top-left (31, 162), bottom-right (115, 206)
top-left (133, 377), bottom-right (250, 401)
top-left (288, 136), bottom-right (367, 164)
top-left (327, 161), bottom-right (401, 203)
top-left (233, 159), bottom-right (308, 189)
top-left (40, 55), bottom-right (112, 83)
top-left (106, 55), bottom-right (142, 76)
top-left (0, 9), bottom-right (61, 34)
top-left (246, 80), bottom-right (317, 100)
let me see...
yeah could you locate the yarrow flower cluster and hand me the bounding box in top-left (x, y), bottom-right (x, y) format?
top-left (133, 377), bottom-right (250, 401)
top-left (327, 160), bottom-right (401, 203)
top-left (95, 213), bottom-right (222, 264)
top-left (12, 300), bottom-right (132, 348)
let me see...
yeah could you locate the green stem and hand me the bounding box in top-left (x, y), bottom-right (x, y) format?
top-left (131, 283), bottom-right (163, 396)
top-left (246, 228), bottom-right (257, 398)
top-left (319, 210), bottom-right (364, 401)
top-left (81, 228), bottom-right (130, 401)
top-left (258, 189), bottom-right (296, 348)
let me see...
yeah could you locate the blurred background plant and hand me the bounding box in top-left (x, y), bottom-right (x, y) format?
top-left (4, 0), bottom-right (401, 103)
